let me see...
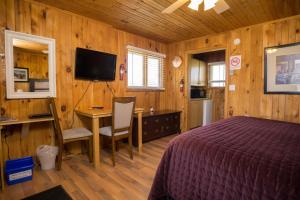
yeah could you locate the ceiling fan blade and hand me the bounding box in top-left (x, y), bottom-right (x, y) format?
top-left (162, 0), bottom-right (190, 14)
top-left (213, 0), bottom-right (230, 14)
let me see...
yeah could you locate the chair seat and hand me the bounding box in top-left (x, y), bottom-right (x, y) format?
top-left (63, 128), bottom-right (93, 140)
top-left (99, 126), bottom-right (128, 137)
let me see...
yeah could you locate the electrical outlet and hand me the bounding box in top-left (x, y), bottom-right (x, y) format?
top-left (229, 84), bottom-right (235, 91)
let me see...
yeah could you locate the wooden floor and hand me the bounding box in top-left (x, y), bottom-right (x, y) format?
top-left (0, 135), bottom-right (176, 200)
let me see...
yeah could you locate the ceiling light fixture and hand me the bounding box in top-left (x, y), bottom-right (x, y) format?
top-left (188, 0), bottom-right (203, 11)
top-left (204, 0), bottom-right (218, 11)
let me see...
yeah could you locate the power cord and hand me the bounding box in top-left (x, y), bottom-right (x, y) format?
top-left (70, 81), bottom-right (92, 128)
top-left (4, 135), bottom-right (10, 160)
top-left (2, 128), bottom-right (11, 160)
top-left (106, 81), bottom-right (115, 97)
top-left (70, 81), bottom-right (114, 128)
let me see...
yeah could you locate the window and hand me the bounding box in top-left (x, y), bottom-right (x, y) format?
top-left (127, 46), bottom-right (165, 89)
top-left (208, 62), bottom-right (226, 87)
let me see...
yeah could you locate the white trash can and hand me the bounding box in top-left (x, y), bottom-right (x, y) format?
top-left (36, 145), bottom-right (58, 170)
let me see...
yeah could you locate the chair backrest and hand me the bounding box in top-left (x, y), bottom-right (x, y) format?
top-left (48, 98), bottom-right (64, 147)
top-left (112, 97), bottom-right (136, 134)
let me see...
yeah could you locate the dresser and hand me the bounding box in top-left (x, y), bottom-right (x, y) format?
top-left (132, 110), bottom-right (181, 146)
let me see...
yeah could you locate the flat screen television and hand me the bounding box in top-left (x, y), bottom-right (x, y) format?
top-left (75, 48), bottom-right (117, 81)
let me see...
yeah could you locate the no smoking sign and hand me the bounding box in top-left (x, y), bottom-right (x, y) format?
top-left (230, 55), bottom-right (241, 70)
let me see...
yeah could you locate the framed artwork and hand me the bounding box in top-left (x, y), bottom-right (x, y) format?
top-left (264, 42), bottom-right (300, 94)
top-left (14, 67), bottom-right (29, 82)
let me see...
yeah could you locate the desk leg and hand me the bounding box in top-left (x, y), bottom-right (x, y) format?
top-left (137, 112), bottom-right (143, 153)
top-left (92, 118), bottom-right (100, 168)
top-left (0, 126), bottom-right (4, 191)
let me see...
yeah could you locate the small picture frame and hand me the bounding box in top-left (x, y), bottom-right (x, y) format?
top-left (14, 67), bottom-right (29, 82)
top-left (264, 42), bottom-right (300, 94)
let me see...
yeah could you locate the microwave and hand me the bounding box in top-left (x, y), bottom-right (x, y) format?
top-left (190, 88), bottom-right (206, 98)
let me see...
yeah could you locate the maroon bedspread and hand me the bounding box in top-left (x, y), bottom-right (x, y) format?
top-left (149, 116), bottom-right (300, 200)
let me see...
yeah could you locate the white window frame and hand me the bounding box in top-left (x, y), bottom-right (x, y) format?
top-left (208, 61), bottom-right (226, 88)
top-left (127, 45), bottom-right (165, 90)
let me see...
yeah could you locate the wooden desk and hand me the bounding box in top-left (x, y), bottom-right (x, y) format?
top-left (75, 108), bottom-right (144, 168)
top-left (0, 117), bottom-right (54, 191)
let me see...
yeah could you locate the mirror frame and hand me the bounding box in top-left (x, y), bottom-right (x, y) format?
top-left (5, 30), bottom-right (56, 99)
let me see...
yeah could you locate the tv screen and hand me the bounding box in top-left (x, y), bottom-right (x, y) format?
top-left (75, 48), bottom-right (117, 81)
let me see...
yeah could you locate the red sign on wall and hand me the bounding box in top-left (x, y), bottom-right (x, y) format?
top-left (230, 55), bottom-right (241, 70)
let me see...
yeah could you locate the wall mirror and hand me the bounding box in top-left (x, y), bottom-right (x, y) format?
top-left (5, 30), bottom-right (56, 99)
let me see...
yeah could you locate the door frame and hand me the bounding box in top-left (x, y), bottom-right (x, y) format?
top-left (185, 47), bottom-right (228, 130)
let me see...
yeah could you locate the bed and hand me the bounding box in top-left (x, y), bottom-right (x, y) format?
top-left (148, 116), bottom-right (300, 200)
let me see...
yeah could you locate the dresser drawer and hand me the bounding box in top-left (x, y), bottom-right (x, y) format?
top-left (132, 111), bottom-right (181, 146)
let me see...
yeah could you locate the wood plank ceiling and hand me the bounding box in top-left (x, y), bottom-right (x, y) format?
top-left (35, 0), bottom-right (300, 43)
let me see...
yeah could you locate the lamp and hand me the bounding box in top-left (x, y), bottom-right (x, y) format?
top-left (204, 0), bottom-right (218, 11)
top-left (188, 0), bottom-right (203, 11)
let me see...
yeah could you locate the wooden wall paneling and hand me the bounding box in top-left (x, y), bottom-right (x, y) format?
top-left (165, 33), bottom-right (228, 131)
top-left (166, 15), bottom-right (300, 130)
top-left (0, 0), bottom-right (7, 117)
top-left (227, 29), bottom-right (241, 117)
top-left (208, 88), bottom-right (225, 121)
top-left (2, 0), bottom-right (26, 159)
top-left (53, 9), bottom-right (73, 129)
top-left (248, 25), bottom-right (264, 118)
top-left (5, 0), bottom-right (16, 31)
top-left (71, 15), bottom-right (94, 116)
top-left (285, 18), bottom-right (300, 123)
top-left (274, 21), bottom-right (285, 121)
top-left (260, 22), bottom-right (275, 119)
top-left (278, 20), bottom-right (291, 122)
top-left (239, 27), bottom-right (251, 116)
top-left (223, 41), bottom-right (230, 119)
top-left (115, 30), bottom-right (128, 98)
top-left (2, 0), bottom-right (52, 160)
top-left (0, 0), bottom-right (7, 159)
top-left (167, 42), bottom-right (186, 130)
top-left (120, 31), bottom-right (167, 111)
top-left (1, 0), bottom-right (168, 159)
top-left (2, 0), bottom-right (300, 161)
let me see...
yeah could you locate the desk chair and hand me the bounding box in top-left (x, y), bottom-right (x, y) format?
top-left (99, 97), bottom-right (136, 166)
top-left (49, 98), bottom-right (93, 170)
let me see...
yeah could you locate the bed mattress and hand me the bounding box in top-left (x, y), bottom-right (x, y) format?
top-left (149, 116), bottom-right (300, 200)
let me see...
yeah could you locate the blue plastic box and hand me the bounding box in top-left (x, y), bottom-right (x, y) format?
top-left (5, 156), bottom-right (34, 185)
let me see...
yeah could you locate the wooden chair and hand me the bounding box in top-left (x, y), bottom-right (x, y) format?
top-left (99, 97), bottom-right (136, 166)
top-left (48, 98), bottom-right (93, 170)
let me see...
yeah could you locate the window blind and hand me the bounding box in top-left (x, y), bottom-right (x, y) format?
top-left (208, 62), bottom-right (226, 87)
top-left (127, 52), bottom-right (144, 87)
top-left (127, 46), bottom-right (165, 89)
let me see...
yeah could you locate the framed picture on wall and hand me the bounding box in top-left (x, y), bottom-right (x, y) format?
top-left (14, 67), bottom-right (29, 82)
top-left (264, 42), bottom-right (300, 94)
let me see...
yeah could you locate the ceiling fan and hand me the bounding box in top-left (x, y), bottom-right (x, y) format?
top-left (162, 0), bottom-right (230, 14)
